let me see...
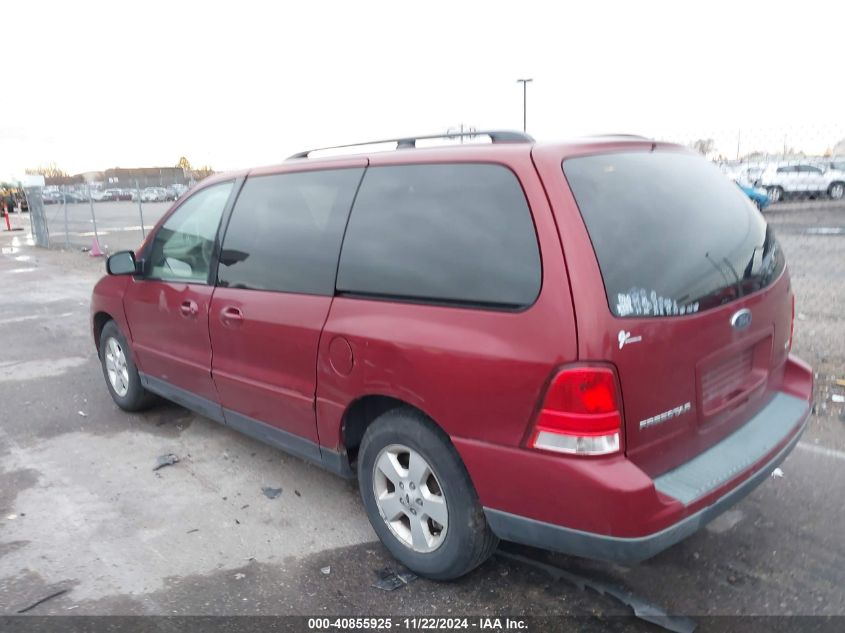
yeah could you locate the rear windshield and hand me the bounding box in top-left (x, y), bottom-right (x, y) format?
top-left (563, 151), bottom-right (784, 318)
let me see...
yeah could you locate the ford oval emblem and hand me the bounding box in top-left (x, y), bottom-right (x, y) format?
top-left (731, 308), bottom-right (752, 330)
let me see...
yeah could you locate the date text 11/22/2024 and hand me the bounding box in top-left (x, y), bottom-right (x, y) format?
top-left (307, 617), bottom-right (528, 630)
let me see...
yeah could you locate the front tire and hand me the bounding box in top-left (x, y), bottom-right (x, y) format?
top-left (828, 182), bottom-right (844, 200)
top-left (99, 320), bottom-right (155, 412)
top-left (357, 408), bottom-right (498, 580)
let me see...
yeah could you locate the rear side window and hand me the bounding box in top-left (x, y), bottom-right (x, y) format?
top-left (337, 164), bottom-right (541, 308)
top-left (563, 151), bottom-right (784, 318)
top-left (217, 168), bottom-right (364, 295)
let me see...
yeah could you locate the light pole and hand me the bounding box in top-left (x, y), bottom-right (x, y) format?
top-left (516, 78), bottom-right (533, 132)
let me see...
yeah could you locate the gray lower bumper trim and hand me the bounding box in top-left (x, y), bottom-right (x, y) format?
top-left (484, 402), bottom-right (808, 563)
top-left (654, 392), bottom-right (809, 505)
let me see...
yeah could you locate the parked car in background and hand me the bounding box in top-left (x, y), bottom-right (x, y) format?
top-left (814, 159), bottom-right (845, 174)
top-left (101, 188), bottom-right (133, 201)
top-left (760, 162), bottom-right (845, 202)
top-left (736, 182), bottom-right (770, 210)
top-left (167, 184), bottom-right (188, 200)
top-left (141, 187), bottom-right (169, 202)
top-left (92, 132), bottom-right (812, 580)
top-left (41, 191), bottom-right (64, 204)
top-left (720, 164), bottom-right (769, 209)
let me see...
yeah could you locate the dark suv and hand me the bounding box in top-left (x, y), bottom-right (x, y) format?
top-left (92, 132), bottom-right (812, 579)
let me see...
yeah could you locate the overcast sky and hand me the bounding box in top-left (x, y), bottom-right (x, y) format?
top-left (2, 0), bottom-right (844, 178)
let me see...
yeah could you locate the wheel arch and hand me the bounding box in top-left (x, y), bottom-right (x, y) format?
top-left (340, 394), bottom-right (447, 469)
top-left (92, 311), bottom-right (114, 353)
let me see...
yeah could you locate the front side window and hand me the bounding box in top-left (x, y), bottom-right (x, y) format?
top-left (336, 163), bottom-right (541, 308)
top-left (147, 181), bottom-right (233, 282)
top-left (217, 168), bottom-right (364, 295)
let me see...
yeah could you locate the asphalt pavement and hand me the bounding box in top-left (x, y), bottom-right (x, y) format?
top-left (1, 202), bottom-right (843, 630)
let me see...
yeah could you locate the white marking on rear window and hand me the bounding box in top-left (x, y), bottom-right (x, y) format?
top-left (616, 287), bottom-right (699, 317)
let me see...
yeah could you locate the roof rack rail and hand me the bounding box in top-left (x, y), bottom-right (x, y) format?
top-left (287, 130), bottom-right (534, 159)
top-left (589, 133), bottom-right (651, 139)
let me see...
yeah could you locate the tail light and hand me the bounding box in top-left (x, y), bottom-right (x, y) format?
top-left (528, 366), bottom-right (623, 456)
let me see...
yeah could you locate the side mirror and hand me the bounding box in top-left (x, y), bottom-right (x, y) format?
top-left (106, 251), bottom-right (137, 275)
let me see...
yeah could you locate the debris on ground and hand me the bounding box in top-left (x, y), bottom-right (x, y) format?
top-left (186, 528), bottom-right (199, 534)
top-left (16, 588), bottom-right (70, 614)
top-left (497, 550), bottom-right (696, 633)
top-left (6, 514), bottom-right (17, 520)
top-left (261, 486), bottom-right (283, 499)
top-left (294, 490), bottom-right (301, 497)
top-left (835, 379), bottom-right (845, 388)
top-left (77, 411), bottom-right (86, 417)
top-left (771, 467), bottom-right (785, 478)
top-left (153, 453), bottom-right (179, 471)
top-left (321, 566), bottom-right (331, 575)
top-left (372, 567), bottom-right (417, 591)
top-left (241, 504), bottom-right (250, 510)
top-left (234, 573), bottom-right (246, 580)
top-left (831, 394), bottom-right (845, 403)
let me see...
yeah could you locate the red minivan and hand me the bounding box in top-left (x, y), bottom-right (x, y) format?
top-left (92, 132), bottom-right (812, 579)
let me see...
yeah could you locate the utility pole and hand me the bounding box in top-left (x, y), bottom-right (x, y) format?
top-left (516, 78), bottom-right (533, 133)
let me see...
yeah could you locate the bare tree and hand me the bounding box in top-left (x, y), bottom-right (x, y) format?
top-left (25, 162), bottom-right (69, 178)
top-left (191, 165), bottom-right (215, 181)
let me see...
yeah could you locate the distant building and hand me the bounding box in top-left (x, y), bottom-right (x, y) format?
top-left (102, 167), bottom-right (188, 188)
top-left (43, 174), bottom-right (85, 186)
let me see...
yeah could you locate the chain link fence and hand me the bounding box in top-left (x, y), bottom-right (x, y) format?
top-left (15, 125), bottom-right (845, 254)
top-left (28, 178), bottom-right (192, 254)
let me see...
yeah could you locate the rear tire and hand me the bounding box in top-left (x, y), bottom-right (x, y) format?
top-left (99, 320), bottom-right (156, 412)
top-left (357, 408), bottom-right (498, 580)
top-left (767, 186), bottom-right (783, 203)
top-left (828, 182), bottom-right (844, 200)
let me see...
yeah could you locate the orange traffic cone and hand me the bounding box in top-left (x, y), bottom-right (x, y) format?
top-left (89, 238), bottom-right (104, 257)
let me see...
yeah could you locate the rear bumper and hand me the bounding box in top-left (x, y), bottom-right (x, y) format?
top-left (483, 396), bottom-right (808, 562)
top-left (458, 355), bottom-right (812, 563)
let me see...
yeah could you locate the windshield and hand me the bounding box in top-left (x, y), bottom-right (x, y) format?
top-left (563, 151), bottom-right (785, 318)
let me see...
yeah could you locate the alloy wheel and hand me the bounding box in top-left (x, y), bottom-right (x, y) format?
top-left (372, 443), bottom-right (449, 553)
top-left (104, 337), bottom-right (130, 397)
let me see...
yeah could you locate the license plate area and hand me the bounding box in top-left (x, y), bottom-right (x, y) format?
top-left (697, 330), bottom-right (773, 421)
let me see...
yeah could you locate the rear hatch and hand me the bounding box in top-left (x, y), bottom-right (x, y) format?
top-left (562, 149), bottom-right (793, 477)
